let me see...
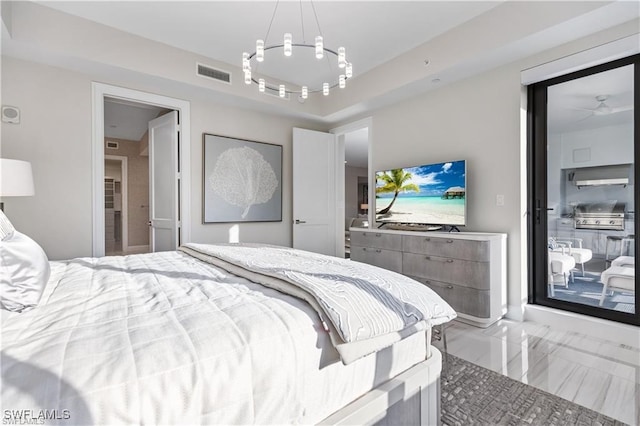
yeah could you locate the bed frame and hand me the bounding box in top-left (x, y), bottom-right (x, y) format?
top-left (319, 347), bottom-right (442, 426)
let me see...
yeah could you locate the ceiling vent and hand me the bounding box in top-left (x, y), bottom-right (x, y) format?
top-left (106, 141), bottom-right (119, 150)
top-left (196, 63), bottom-right (231, 84)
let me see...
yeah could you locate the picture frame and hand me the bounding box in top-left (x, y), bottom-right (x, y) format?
top-left (202, 133), bottom-right (282, 223)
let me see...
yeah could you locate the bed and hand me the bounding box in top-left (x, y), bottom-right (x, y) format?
top-left (1, 212), bottom-right (455, 425)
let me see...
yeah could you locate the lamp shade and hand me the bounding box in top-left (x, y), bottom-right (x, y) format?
top-left (0, 159), bottom-right (35, 197)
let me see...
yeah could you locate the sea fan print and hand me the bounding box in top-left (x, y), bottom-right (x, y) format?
top-left (209, 146), bottom-right (278, 218)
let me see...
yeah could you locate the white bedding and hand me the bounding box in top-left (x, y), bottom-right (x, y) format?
top-left (1, 250), bottom-right (429, 425)
top-left (181, 243), bottom-right (455, 364)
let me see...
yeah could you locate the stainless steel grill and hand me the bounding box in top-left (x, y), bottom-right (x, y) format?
top-left (574, 202), bottom-right (626, 231)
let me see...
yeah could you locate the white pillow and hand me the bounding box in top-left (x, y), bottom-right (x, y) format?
top-left (0, 230), bottom-right (50, 312)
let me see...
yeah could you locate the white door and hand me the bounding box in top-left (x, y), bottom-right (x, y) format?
top-left (149, 111), bottom-right (180, 252)
top-left (292, 128), bottom-right (343, 256)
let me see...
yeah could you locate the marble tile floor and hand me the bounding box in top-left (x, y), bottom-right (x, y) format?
top-left (432, 319), bottom-right (640, 425)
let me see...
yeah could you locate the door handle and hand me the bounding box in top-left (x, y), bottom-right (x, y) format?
top-left (295, 219), bottom-right (307, 224)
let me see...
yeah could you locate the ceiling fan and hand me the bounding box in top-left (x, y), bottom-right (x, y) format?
top-left (574, 95), bottom-right (633, 120)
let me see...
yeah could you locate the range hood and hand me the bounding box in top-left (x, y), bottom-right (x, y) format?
top-left (571, 164), bottom-right (632, 188)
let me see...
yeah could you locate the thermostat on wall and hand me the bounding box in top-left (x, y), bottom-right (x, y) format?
top-left (1, 106), bottom-right (20, 124)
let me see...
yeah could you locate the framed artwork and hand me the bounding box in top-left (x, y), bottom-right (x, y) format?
top-left (203, 134), bottom-right (282, 223)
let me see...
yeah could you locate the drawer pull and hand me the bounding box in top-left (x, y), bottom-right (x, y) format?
top-left (424, 237), bottom-right (454, 243)
top-left (425, 256), bottom-right (454, 264)
top-left (375, 233), bottom-right (382, 237)
top-left (447, 285), bottom-right (454, 289)
top-left (362, 247), bottom-right (382, 253)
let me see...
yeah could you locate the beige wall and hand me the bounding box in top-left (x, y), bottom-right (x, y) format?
top-left (1, 56), bottom-right (325, 260)
top-left (104, 160), bottom-right (121, 181)
top-left (105, 138), bottom-right (149, 247)
top-left (345, 166), bottom-right (368, 219)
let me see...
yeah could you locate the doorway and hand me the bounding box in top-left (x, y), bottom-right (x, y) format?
top-left (92, 83), bottom-right (192, 257)
top-left (528, 54), bottom-right (639, 326)
top-left (103, 97), bottom-right (171, 256)
top-left (104, 155), bottom-right (127, 255)
top-left (343, 127), bottom-right (370, 258)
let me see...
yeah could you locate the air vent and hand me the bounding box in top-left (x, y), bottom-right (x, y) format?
top-left (196, 63), bottom-right (232, 84)
top-left (106, 141), bottom-right (119, 150)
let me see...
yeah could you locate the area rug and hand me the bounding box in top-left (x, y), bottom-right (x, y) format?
top-left (440, 354), bottom-right (626, 426)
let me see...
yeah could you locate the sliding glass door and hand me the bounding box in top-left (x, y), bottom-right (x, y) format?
top-left (529, 55), bottom-right (639, 326)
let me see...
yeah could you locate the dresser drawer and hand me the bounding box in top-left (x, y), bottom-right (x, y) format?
top-left (350, 231), bottom-right (403, 251)
top-left (402, 252), bottom-right (489, 289)
top-left (408, 276), bottom-right (491, 318)
top-left (350, 246), bottom-right (403, 273)
top-left (403, 235), bottom-right (489, 262)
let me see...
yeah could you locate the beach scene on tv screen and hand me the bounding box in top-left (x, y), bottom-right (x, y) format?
top-left (375, 160), bottom-right (466, 225)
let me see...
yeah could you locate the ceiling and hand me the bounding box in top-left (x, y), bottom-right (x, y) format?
top-left (35, 1), bottom-right (502, 92)
top-left (4, 1), bottom-right (638, 136)
top-left (547, 65), bottom-right (634, 134)
top-left (104, 98), bottom-right (168, 141)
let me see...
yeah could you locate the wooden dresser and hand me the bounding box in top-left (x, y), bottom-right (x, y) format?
top-left (349, 228), bottom-right (507, 327)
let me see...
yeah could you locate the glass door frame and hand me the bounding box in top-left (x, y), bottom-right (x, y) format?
top-left (527, 54), bottom-right (640, 326)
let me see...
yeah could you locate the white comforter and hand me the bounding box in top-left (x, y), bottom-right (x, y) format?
top-left (1, 249), bottom-right (432, 425)
top-left (181, 243), bottom-right (456, 363)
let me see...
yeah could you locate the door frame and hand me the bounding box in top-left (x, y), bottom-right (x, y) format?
top-left (527, 55), bottom-right (639, 326)
top-left (104, 154), bottom-right (128, 252)
top-left (91, 82), bottom-right (191, 257)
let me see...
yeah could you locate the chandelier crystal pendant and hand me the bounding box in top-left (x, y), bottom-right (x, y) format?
top-left (242, 0), bottom-right (352, 99)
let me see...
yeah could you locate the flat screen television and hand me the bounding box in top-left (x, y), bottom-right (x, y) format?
top-left (375, 160), bottom-right (466, 227)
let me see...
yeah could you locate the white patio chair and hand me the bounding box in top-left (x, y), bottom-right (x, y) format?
top-left (549, 237), bottom-right (592, 281)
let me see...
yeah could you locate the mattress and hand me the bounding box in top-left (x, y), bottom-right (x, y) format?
top-left (1, 250), bottom-right (428, 425)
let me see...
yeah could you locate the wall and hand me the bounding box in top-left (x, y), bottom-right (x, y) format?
top-left (336, 21), bottom-right (639, 320)
top-left (345, 165), bottom-right (367, 219)
top-left (548, 123), bottom-right (634, 215)
top-left (1, 56), bottom-right (324, 260)
top-left (105, 137), bottom-right (149, 248)
top-left (104, 160), bottom-right (121, 181)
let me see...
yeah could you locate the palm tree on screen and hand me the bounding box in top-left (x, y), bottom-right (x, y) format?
top-left (376, 169), bottom-right (420, 215)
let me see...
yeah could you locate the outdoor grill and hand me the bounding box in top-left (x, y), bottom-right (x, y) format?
top-left (573, 202), bottom-right (626, 231)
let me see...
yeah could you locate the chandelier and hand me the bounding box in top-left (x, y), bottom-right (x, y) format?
top-left (242, 1), bottom-right (352, 99)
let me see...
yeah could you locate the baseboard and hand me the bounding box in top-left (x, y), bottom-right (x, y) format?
top-left (524, 304), bottom-right (639, 347)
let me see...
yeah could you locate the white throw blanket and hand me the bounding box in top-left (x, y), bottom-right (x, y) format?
top-left (180, 243), bottom-right (456, 363)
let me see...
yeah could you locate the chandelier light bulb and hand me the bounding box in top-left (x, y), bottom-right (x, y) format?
top-left (256, 39), bottom-right (264, 62)
top-left (244, 70), bottom-right (251, 85)
top-left (345, 63), bottom-right (353, 78)
top-left (279, 84), bottom-right (286, 98)
top-left (338, 47), bottom-right (346, 68)
top-left (242, 52), bottom-right (250, 71)
top-left (315, 36), bottom-right (324, 59)
top-left (339, 75), bottom-right (346, 89)
top-left (301, 86), bottom-right (308, 99)
top-left (284, 33), bottom-right (292, 57)
top-left (259, 78), bottom-right (265, 92)
top-left (323, 83), bottom-right (329, 96)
